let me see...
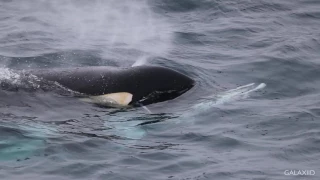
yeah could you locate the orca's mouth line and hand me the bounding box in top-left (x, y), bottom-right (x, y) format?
top-left (135, 87), bottom-right (191, 106)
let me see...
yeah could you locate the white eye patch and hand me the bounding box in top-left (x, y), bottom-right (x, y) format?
top-left (80, 92), bottom-right (133, 107)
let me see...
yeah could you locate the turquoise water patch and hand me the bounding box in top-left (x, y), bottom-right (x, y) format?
top-left (0, 137), bottom-right (44, 161)
top-left (0, 123), bottom-right (57, 161)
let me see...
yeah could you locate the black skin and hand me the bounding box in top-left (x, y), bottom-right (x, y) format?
top-left (27, 66), bottom-right (195, 106)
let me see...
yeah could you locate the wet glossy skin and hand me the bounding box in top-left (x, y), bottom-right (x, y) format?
top-left (28, 66), bottom-right (195, 106)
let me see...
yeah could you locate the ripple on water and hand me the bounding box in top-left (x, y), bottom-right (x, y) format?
top-left (0, 0), bottom-right (320, 179)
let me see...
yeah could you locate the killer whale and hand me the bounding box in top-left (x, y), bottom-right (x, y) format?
top-left (26, 66), bottom-right (195, 107)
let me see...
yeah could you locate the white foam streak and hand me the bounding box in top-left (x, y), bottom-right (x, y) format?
top-left (191, 83), bottom-right (266, 114)
top-left (0, 68), bottom-right (21, 85)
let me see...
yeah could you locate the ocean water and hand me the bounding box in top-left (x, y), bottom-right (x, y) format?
top-left (0, 0), bottom-right (320, 179)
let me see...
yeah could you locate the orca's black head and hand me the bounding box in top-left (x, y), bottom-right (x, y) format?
top-left (128, 66), bottom-right (195, 106)
top-left (26, 65), bottom-right (194, 107)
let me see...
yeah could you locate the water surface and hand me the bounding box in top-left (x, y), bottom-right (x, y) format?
top-left (0, 0), bottom-right (320, 179)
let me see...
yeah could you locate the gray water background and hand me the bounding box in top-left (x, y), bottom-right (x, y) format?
top-left (0, 0), bottom-right (320, 179)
